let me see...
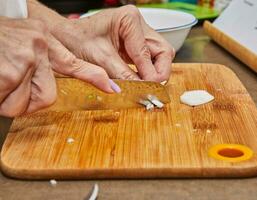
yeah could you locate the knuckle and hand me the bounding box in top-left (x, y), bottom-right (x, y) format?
top-left (141, 45), bottom-right (151, 58)
top-left (21, 48), bottom-right (37, 68)
top-left (31, 32), bottom-right (48, 48)
top-left (134, 45), bottom-right (151, 61)
top-left (4, 72), bottom-right (20, 88)
top-left (122, 5), bottom-right (140, 19)
top-left (119, 70), bottom-right (136, 80)
top-left (29, 19), bottom-right (48, 33)
top-left (91, 68), bottom-right (107, 77)
top-left (167, 46), bottom-right (176, 59)
top-left (161, 42), bottom-right (176, 59)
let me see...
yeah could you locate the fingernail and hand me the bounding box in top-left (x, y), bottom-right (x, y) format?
top-left (109, 79), bottom-right (121, 93)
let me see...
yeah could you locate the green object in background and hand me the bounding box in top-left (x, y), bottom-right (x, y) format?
top-left (138, 2), bottom-right (219, 20)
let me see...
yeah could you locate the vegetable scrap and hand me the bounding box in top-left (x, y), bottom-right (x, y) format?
top-left (67, 137), bottom-right (75, 144)
top-left (87, 184), bottom-right (99, 200)
top-left (139, 99), bottom-right (154, 110)
top-left (139, 95), bottom-right (164, 110)
top-left (147, 95), bottom-right (164, 108)
top-left (50, 179), bottom-right (57, 186)
top-left (160, 80), bottom-right (168, 85)
top-left (206, 129), bottom-right (212, 133)
top-left (175, 123), bottom-right (181, 127)
top-left (87, 94), bottom-right (95, 100)
top-left (180, 90), bottom-right (214, 106)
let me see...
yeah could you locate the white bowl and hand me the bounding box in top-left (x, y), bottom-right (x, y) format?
top-left (81, 8), bottom-right (197, 52)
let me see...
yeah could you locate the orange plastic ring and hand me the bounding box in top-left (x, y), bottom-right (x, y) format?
top-left (208, 144), bottom-right (253, 162)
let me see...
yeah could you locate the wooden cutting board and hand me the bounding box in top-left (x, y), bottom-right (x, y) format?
top-left (1, 63), bottom-right (257, 179)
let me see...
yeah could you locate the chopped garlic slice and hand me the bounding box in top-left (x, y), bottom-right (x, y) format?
top-left (180, 90), bottom-right (214, 106)
top-left (160, 80), bottom-right (168, 85)
top-left (67, 137), bottom-right (75, 144)
top-left (50, 179), bottom-right (57, 186)
top-left (146, 103), bottom-right (154, 110)
top-left (147, 95), bottom-right (164, 108)
top-left (139, 99), bottom-right (154, 110)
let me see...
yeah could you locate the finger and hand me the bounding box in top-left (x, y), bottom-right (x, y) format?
top-left (118, 6), bottom-right (159, 81)
top-left (152, 51), bottom-right (173, 82)
top-left (139, 17), bottom-right (175, 81)
top-left (0, 59), bottom-right (20, 103)
top-left (26, 40), bottom-right (57, 114)
top-left (0, 67), bottom-right (33, 117)
top-left (48, 35), bottom-right (117, 93)
top-left (69, 58), bottom-right (117, 93)
top-left (87, 42), bottom-right (140, 80)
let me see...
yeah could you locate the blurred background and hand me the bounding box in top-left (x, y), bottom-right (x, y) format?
top-left (39, 0), bottom-right (231, 14)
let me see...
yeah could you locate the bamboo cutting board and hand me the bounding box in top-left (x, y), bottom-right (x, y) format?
top-left (1, 63), bottom-right (257, 179)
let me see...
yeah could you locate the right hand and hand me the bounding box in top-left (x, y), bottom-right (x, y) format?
top-left (0, 18), bottom-right (56, 117)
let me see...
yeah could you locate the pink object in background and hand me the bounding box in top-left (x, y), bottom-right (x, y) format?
top-left (105, 0), bottom-right (119, 6)
top-left (67, 14), bottom-right (81, 19)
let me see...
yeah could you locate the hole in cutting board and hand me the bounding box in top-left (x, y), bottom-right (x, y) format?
top-left (208, 144), bottom-right (254, 162)
top-left (218, 148), bottom-right (244, 158)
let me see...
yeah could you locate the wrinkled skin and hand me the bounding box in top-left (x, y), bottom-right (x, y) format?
top-left (0, 18), bottom-right (56, 117)
top-left (50, 5), bottom-right (175, 83)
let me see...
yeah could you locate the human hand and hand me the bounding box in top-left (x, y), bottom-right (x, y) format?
top-left (51, 5), bottom-right (175, 82)
top-left (0, 18), bottom-right (56, 117)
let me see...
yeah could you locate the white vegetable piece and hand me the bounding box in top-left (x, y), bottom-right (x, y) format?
top-left (175, 123), bottom-right (181, 127)
top-left (67, 137), bottom-right (75, 144)
top-left (147, 95), bottom-right (164, 108)
top-left (50, 179), bottom-right (57, 186)
top-left (88, 184), bottom-right (99, 200)
top-left (139, 99), bottom-right (154, 110)
top-left (146, 103), bottom-right (154, 110)
top-left (160, 80), bottom-right (168, 85)
top-left (206, 129), bottom-right (212, 133)
top-left (180, 90), bottom-right (214, 106)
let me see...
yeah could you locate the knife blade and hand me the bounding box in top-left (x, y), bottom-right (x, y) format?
top-left (45, 78), bottom-right (170, 112)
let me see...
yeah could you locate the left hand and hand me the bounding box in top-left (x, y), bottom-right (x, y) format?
top-left (51, 5), bottom-right (175, 82)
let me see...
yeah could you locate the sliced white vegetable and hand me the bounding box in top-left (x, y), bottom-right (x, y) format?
top-left (139, 99), bottom-right (151, 106)
top-left (146, 103), bottom-right (154, 110)
top-left (139, 99), bottom-right (154, 110)
top-left (180, 90), bottom-right (214, 106)
top-left (147, 95), bottom-right (164, 108)
top-left (206, 129), bottom-right (212, 133)
top-left (88, 184), bottom-right (99, 200)
top-left (50, 179), bottom-right (57, 186)
top-left (67, 137), bottom-right (75, 144)
top-left (160, 80), bottom-right (168, 85)
top-left (151, 99), bottom-right (164, 108)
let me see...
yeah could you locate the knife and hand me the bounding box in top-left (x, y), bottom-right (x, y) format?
top-left (45, 78), bottom-right (171, 112)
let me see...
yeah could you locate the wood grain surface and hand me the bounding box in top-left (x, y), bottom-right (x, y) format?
top-left (44, 79), bottom-right (170, 112)
top-left (1, 63), bottom-right (257, 179)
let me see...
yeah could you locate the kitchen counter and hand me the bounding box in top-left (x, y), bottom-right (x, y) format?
top-left (0, 26), bottom-right (257, 200)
